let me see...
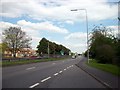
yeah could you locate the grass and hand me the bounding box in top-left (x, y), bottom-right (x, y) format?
top-left (1, 57), bottom-right (69, 67)
top-left (87, 59), bottom-right (120, 76)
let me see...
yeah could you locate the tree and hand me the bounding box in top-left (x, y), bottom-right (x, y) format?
top-left (37, 38), bottom-right (48, 55)
top-left (95, 44), bottom-right (115, 63)
top-left (2, 27), bottom-right (32, 58)
top-left (0, 43), bottom-right (9, 57)
top-left (89, 25), bottom-right (116, 64)
top-left (37, 38), bottom-right (71, 56)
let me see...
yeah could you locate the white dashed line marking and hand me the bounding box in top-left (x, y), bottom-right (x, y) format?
top-left (52, 63), bottom-right (56, 65)
top-left (71, 65), bottom-right (74, 67)
top-left (41, 77), bottom-right (51, 82)
top-left (26, 67), bottom-right (35, 70)
top-left (64, 69), bottom-right (66, 71)
top-left (54, 73), bottom-right (59, 76)
top-left (29, 83), bottom-right (39, 88)
top-left (59, 71), bottom-right (63, 73)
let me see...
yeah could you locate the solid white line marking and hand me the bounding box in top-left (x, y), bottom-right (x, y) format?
top-left (59, 71), bottom-right (63, 73)
top-left (41, 77), bottom-right (51, 82)
top-left (64, 69), bottom-right (66, 71)
top-left (29, 83), bottom-right (39, 88)
top-left (26, 67), bottom-right (35, 70)
top-left (54, 73), bottom-right (59, 76)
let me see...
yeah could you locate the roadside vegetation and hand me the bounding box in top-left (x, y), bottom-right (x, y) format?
top-left (87, 59), bottom-right (120, 76)
top-left (84, 24), bottom-right (120, 75)
top-left (85, 24), bottom-right (120, 65)
top-left (2, 57), bottom-right (69, 67)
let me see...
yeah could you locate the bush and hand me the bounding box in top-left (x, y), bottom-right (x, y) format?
top-left (95, 44), bottom-right (115, 64)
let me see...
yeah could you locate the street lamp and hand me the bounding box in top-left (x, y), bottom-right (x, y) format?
top-left (71, 9), bottom-right (89, 63)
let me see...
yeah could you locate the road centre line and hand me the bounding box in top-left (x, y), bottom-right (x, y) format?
top-left (64, 69), bottom-right (66, 71)
top-left (29, 83), bottom-right (39, 88)
top-left (26, 67), bottom-right (35, 70)
top-left (54, 73), bottom-right (59, 76)
top-left (59, 71), bottom-right (63, 73)
top-left (30, 65), bottom-right (74, 88)
top-left (67, 67), bottom-right (69, 69)
top-left (41, 77), bottom-right (51, 82)
top-left (52, 63), bottom-right (56, 65)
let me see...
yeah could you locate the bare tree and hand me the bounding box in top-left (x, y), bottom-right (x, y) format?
top-left (2, 27), bottom-right (32, 58)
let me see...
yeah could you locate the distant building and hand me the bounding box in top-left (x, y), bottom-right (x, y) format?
top-left (3, 48), bottom-right (37, 58)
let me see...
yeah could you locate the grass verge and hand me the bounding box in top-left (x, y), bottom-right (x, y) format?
top-left (1, 57), bottom-right (69, 67)
top-left (87, 59), bottom-right (120, 76)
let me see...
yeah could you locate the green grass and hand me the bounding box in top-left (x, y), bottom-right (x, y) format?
top-left (87, 59), bottom-right (120, 76)
top-left (2, 57), bottom-right (69, 67)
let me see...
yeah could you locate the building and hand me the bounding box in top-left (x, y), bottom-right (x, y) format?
top-left (3, 48), bottom-right (37, 58)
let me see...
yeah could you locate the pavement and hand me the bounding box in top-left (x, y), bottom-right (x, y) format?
top-left (2, 56), bottom-right (118, 89)
top-left (76, 56), bottom-right (120, 89)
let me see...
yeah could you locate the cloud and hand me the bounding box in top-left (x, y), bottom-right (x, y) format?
top-left (107, 25), bottom-right (118, 31)
top-left (17, 20), bottom-right (69, 34)
top-left (0, 20), bottom-right (69, 34)
top-left (31, 36), bottom-right (42, 49)
top-left (65, 32), bottom-right (87, 40)
top-left (0, 22), bottom-right (18, 29)
top-left (0, 0), bottom-right (118, 22)
top-left (64, 32), bottom-right (87, 53)
top-left (60, 41), bottom-right (87, 53)
top-left (107, 25), bottom-right (119, 37)
top-left (65, 20), bottom-right (74, 25)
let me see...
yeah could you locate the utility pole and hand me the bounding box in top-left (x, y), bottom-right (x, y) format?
top-left (54, 44), bottom-right (55, 57)
top-left (48, 42), bottom-right (50, 58)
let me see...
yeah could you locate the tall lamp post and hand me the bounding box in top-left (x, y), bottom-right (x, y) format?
top-left (71, 9), bottom-right (89, 63)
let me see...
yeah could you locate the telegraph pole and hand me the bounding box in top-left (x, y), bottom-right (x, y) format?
top-left (48, 42), bottom-right (50, 58)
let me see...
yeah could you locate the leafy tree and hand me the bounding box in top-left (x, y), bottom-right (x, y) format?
top-left (89, 25), bottom-right (116, 64)
top-left (0, 43), bottom-right (9, 57)
top-left (37, 38), bottom-right (71, 56)
top-left (37, 38), bottom-right (48, 55)
top-left (95, 44), bottom-right (115, 63)
top-left (2, 27), bottom-right (32, 58)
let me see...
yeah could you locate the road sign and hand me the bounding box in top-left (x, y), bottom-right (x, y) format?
top-left (60, 51), bottom-right (64, 55)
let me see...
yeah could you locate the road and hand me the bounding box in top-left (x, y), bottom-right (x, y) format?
top-left (2, 56), bottom-right (105, 88)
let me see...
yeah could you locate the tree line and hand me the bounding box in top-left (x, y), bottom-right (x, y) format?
top-left (37, 38), bottom-right (71, 56)
top-left (85, 25), bottom-right (120, 65)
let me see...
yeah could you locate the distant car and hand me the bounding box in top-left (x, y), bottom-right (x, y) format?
top-left (72, 55), bottom-right (76, 59)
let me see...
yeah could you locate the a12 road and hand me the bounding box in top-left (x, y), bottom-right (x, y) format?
top-left (2, 56), bottom-right (106, 88)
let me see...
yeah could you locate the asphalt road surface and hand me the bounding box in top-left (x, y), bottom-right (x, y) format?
top-left (2, 56), bottom-right (105, 88)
